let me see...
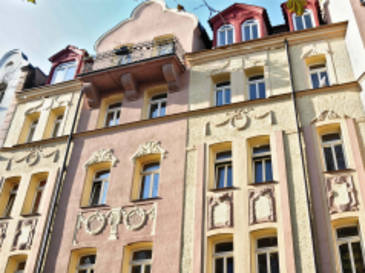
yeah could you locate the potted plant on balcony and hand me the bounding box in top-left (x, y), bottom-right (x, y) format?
top-left (286, 0), bottom-right (308, 15)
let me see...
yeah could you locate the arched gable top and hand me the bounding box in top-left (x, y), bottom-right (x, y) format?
top-left (94, 0), bottom-right (201, 54)
top-left (0, 50), bottom-right (28, 70)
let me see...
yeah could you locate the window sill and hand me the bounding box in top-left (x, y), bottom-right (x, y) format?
top-left (21, 213), bottom-right (41, 218)
top-left (130, 197), bottom-right (162, 203)
top-left (209, 186), bottom-right (238, 192)
top-left (323, 169), bottom-right (354, 174)
top-left (80, 204), bottom-right (110, 210)
top-left (250, 180), bottom-right (278, 186)
top-left (0, 216), bottom-right (12, 221)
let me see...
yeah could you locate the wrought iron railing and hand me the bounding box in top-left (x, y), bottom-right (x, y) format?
top-left (81, 37), bottom-right (185, 74)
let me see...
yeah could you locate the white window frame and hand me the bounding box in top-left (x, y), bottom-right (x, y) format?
top-left (30, 179), bottom-right (46, 214)
top-left (104, 102), bottom-right (122, 127)
top-left (213, 241), bottom-right (234, 273)
top-left (248, 75), bottom-right (266, 100)
top-left (217, 25), bottom-right (235, 46)
top-left (336, 225), bottom-right (365, 273)
top-left (75, 254), bottom-right (96, 273)
top-left (51, 61), bottom-right (78, 84)
top-left (148, 93), bottom-right (167, 119)
top-left (139, 162), bottom-right (160, 199)
top-left (255, 236), bottom-right (279, 273)
top-left (26, 119), bottom-right (38, 142)
top-left (14, 260), bottom-right (27, 273)
top-left (292, 9), bottom-right (315, 31)
top-left (51, 114), bottom-right (64, 138)
top-left (129, 248), bottom-right (152, 273)
top-left (214, 151), bottom-right (232, 189)
top-left (3, 183), bottom-right (18, 217)
top-left (241, 19), bottom-right (260, 41)
top-left (320, 131), bottom-right (347, 171)
top-left (252, 145), bottom-right (272, 183)
top-left (89, 170), bottom-right (110, 206)
top-left (309, 63), bottom-right (330, 89)
top-left (214, 82), bottom-right (231, 106)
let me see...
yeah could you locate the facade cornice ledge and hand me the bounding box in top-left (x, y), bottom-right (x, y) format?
top-left (358, 72), bottom-right (365, 84)
top-left (186, 22), bottom-right (348, 66)
top-left (0, 136), bottom-right (68, 152)
top-left (15, 80), bottom-right (81, 103)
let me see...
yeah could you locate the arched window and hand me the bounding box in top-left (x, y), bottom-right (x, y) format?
top-left (51, 61), bottom-right (77, 84)
top-left (217, 25), bottom-right (235, 46)
top-left (242, 19), bottom-right (260, 41)
top-left (292, 10), bottom-right (314, 31)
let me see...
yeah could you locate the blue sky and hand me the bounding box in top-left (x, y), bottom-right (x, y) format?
top-left (0, 0), bottom-right (285, 75)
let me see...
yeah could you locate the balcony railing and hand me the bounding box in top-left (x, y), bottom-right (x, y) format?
top-left (81, 37), bottom-right (185, 74)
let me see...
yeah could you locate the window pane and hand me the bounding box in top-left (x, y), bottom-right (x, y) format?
top-left (151, 94), bottom-right (167, 101)
top-left (160, 102), bottom-right (166, 117)
top-left (225, 89), bottom-right (231, 104)
top-left (133, 250), bottom-right (152, 260)
top-left (304, 14), bottom-right (313, 29)
top-left (141, 175), bottom-right (151, 199)
top-left (258, 82), bottom-right (266, 99)
top-left (337, 227), bottom-right (359, 238)
top-left (152, 173), bottom-right (159, 197)
top-left (324, 147), bottom-right (335, 171)
top-left (101, 181), bottom-right (108, 204)
top-left (253, 145), bottom-right (270, 154)
top-left (215, 242), bottom-right (233, 253)
top-left (258, 253), bottom-right (268, 273)
top-left (80, 255), bottom-right (96, 265)
top-left (265, 159), bottom-right (273, 181)
top-left (258, 237), bottom-right (278, 248)
top-left (52, 122), bottom-right (61, 137)
top-left (78, 270), bottom-right (87, 273)
top-left (106, 112), bottom-right (115, 127)
top-left (109, 102), bottom-right (122, 109)
top-left (216, 166), bottom-right (226, 189)
top-left (53, 68), bottom-right (66, 83)
top-left (145, 265), bottom-right (151, 273)
top-left (339, 244), bottom-right (353, 273)
top-left (227, 165), bottom-right (233, 187)
top-left (65, 66), bottom-right (76, 81)
top-left (95, 170), bottom-right (110, 179)
top-left (149, 103), bottom-right (159, 119)
top-left (335, 144), bottom-right (346, 170)
top-left (27, 127), bottom-right (36, 142)
top-left (216, 151), bottom-right (232, 160)
top-left (215, 258), bottom-right (224, 273)
top-left (32, 191), bottom-right (43, 213)
top-left (320, 71), bottom-right (330, 86)
top-left (250, 83), bottom-right (257, 100)
top-left (216, 81), bottom-right (230, 88)
top-left (143, 163), bottom-right (160, 172)
top-left (131, 265), bottom-right (142, 273)
top-left (16, 261), bottom-right (26, 270)
top-left (4, 195), bottom-right (15, 216)
top-left (352, 242), bottom-right (365, 273)
top-left (311, 73), bottom-right (320, 89)
top-left (295, 16), bottom-right (304, 30)
top-left (227, 257), bottom-right (234, 273)
top-left (270, 252), bottom-right (280, 273)
top-left (115, 110), bottom-right (120, 125)
top-left (244, 25), bottom-right (251, 40)
top-left (254, 160), bottom-right (263, 183)
top-left (227, 29), bottom-right (234, 44)
top-left (322, 133), bottom-right (341, 142)
top-left (90, 182), bottom-right (102, 205)
top-left (216, 90), bottom-right (223, 106)
top-left (219, 31), bottom-right (226, 46)
top-left (252, 24), bottom-right (259, 39)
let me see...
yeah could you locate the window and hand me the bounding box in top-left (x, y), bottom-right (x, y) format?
top-left (336, 226), bottom-right (365, 273)
top-left (30, 180), bottom-right (46, 214)
top-left (130, 249), bottom-right (152, 273)
top-left (293, 10), bottom-right (314, 31)
top-left (256, 237), bottom-right (280, 273)
top-left (89, 170), bottom-right (110, 206)
top-left (3, 183), bottom-right (18, 217)
top-left (248, 75), bottom-right (266, 100)
top-left (5, 256), bottom-right (28, 273)
top-left (215, 151), bottom-right (233, 189)
top-left (242, 20), bottom-right (260, 41)
top-left (14, 261), bottom-right (26, 273)
top-left (321, 132), bottom-right (347, 171)
top-left (218, 25), bottom-right (234, 46)
top-left (76, 254), bottom-right (96, 273)
top-left (213, 242), bottom-right (234, 273)
top-left (26, 119), bottom-right (38, 142)
top-left (309, 64), bottom-right (330, 89)
top-left (215, 82), bottom-right (231, 106)
top-left (148, 93), bottom-right (167, 119)
top-left (104, 102), bottom-right (121, 127)
top-left (139, 163), bottom-right (160, 200)
top-left (51, 61), bottom-right (77, 84)
top-left (51, 114), bottom-right (64, 138)
top-left (252, 145), bottom-right (273, 183)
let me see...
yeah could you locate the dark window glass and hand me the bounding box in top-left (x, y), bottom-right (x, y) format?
top-left (32, 191), bottom-right (43, 213)
top-left (219, 31), bottom-right (226, 46)
top-left (216, 90), bottom-right (223, 106)
top-left (133, 250), bottom-right (152, 260)
top-left (322, 133), bottom-right (341, 142)
top-left (143, 163), bottom-right (160, 172)
top-left (131, 266), bottom-right (142, 273)
top-left (217, 81), bottom-right (230, 88)
top-left (253, 145), bottom-right (270, 154)
top-left (216, 151), bottom-right (231, 160)
top-left (250, 75), bottom-right (264, 81)
top-left (270, 252), bottom-right (280, 273)
top-left (17, 261), bottom-right (26, 270)
top-left (227, 30), bottom-right (234, 44)
top-left (352, 242), bottom-right (365, 272)
top-left (324, 146), bottom-right (335, 171)
top-left (80, 255), bottom-right (96, 265)
top-left (320, 71), bottom-right (330, 86)
top-left (258, 82), bottom-right (266, 99)
top-left (215, 258), bottom-right (224, 273)
top-left (258, 253), bottom-right (268, 273)
top-left (160, 102), bottom-right (166, 117)
top-left (335, 144), bottom-right (346, 170)
top-left (90, 182), bottom-right (102, 205)
top-left (145, 265), bottom-right (151, 273)
top-left (252, 24), bottom-right (259, 39)
top-left (250, 83), bottom-right (257, 100)
top-left (140, 175), bottom-right (152, 199)
top-left (215, 242), bottom-right (233, 253)
top-left (265, 159), bottom-right (273, 181)
top-left (217, 166), bottom-right (226, 188)
top-left (258, 237), bottom-right (278, 248)
top-left (4, 194), bottom-right (16, 216)
top-left (151, 94), bottom-right (167, 101)
top-left (244, 26), bottom-right (251, 40)
top-left (227, 257), bottom-right (234, 273)
top-left (339, 244), bottom-right (353, 273)
top-left (295, 16), bottom-right (304, 30)
top-left (254, 161), bottom-right (263, 183)
top-left (106, 112), bottom-right (115, 127)
top-left (311, 73), bottom-right (320, 89)
top-left (227, 166), bottom-right (233, 187)
top-left (149, 104), bottom-right (159, 119)
top-left (304, 14), bottom-right (313, 28)
top-left (225, 89), bottom-right (231, 104)
top-left (337, 227), bottom-right (359, 238)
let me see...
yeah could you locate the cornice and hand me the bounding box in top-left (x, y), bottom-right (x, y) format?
top-left (15, 80), bottom-right (82, 103)
top-left (358, 72), bottom-right (365, 84)
top-left (186, 22), bottom-right (348, 66)
top-left (0, 136), bottom-right (68, 152)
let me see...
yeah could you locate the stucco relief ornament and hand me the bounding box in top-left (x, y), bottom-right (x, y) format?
top-left (300, 44), bottom-right (331, 59)
top-left (6, 146), bottom-right (59, 170)
top-left (83, 149), bottom-right (118, 171)
top-left (249, 187), bottom-right (276, 225)
top-left (25, 95), bottom-right (72, 115)
top-left (326, 175), bottom-right (358, 214)
top-left (131, 141), bottom-right (167, 163)
top-left (208, 192), bottom-right (233, 230)
top-left (0, 222), bottom-right (8, 251)
top-left (11, 219), bottom-right (37, 251)
top-left (311, 110), bottom-right (348, 124)
top-left (122, 204), bottom-right (156, 231)
top-left (244, 57), bottom-right (267, 69)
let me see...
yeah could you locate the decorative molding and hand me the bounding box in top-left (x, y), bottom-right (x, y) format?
top-left (249, 187), bottom-right (276, 225)
top-left (6, 146), bottom-right (58, 170)
top-left (244, 57), bottom-right (267, 69)
top-left (24, 95), bottom-right (71, 115)
top-left (311, 110), bottom-right (347, 124)
top-left (162, 63), bottom-right (180, 93)
top-left (301, 44), bottom-right (331, 59)
top-left (326, 175), bottom-right (358, 214)
top-left (122, 204), bottom-right (156, 231)
top-left (0, 222), bottom-right (7, 251)
top-left (24, 98), bottom-right (45, 115)
top-left (208, 192), bottom-right (233, 230)
top-left (206, 59), bottom-right (245, 76)
top-left (83, 82), bottom-right (101, 109)
top-left (83, 149), bottom-right (118, 171)
top-left (186, 145), bottom-right (197, 152)
top-left (11, 219), bottom-right (37, 251)
top-left (121, 73), bottom-right (139, 101)
top-left (131, 141), bottom-right (167, 163)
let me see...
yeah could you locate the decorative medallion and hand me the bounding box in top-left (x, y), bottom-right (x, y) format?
top-left (11, 219), bottom-right (37, 251)
top-left (83, 149), bottom-right (118, 171)
top-left (326, 175), bottom-right (358, 214)
top-left (208, 192), bottom-right (233, 230)
top-left (311, 110), bottom-right (347, 124)
top-left (0, 222), bottom-right (8, 251)
top-left (131, 141), bottom-right (167, 163)
top-left (122, 204), bottom-right (156, 231)
top-left (249, 187), bottom-right (276, 225)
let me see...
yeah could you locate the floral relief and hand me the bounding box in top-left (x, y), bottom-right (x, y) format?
top-left (83, 149), bottom-right (118, 171)
top-left (11, 219), bottom-right (37, 251)
top-left (311, 110), bottom-right (348, 124)
top-left (249, 187), bottom-right (276, 225)
top-left (24, 95), bottom-right (72, 115)
top-left (208, 192), bottom-right (233, 230)
top-left (131, 141), bottom-right (167, 163)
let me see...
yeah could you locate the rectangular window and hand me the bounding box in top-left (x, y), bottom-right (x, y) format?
top-left (248, 75), bottom-right (266, 100)
top-left (310, 64), bottom-right (330, 89)
top-left (130, 250), bottom-right (152, 273)
top-left (149, 94), bottom-right (167, 119)
top-left (253, 145), bottom-right (273, 183)
top-left (215, 82), bottom-right (231, 106)
top-left (15, 260), bottom-right (26, 273)
top-left (30, 180), bottom-right (46, 214)
top-left (76, 254), bottom-right (96, 273)
top-left (104, 102), bottom-right (122, 127)
top-left (51, 114), bottom-right (64, 138)
top-left (256, 237), bottom-right (280, 273)
top-left (26, 119), bottom-right (38, 142)
top-left (215, 151), bottom-right (233, 189)
top-left (139, 163), bottom-right (160, 199)
top-left (3, 183), bottom-right (19, 217)
top-left (321, 132), bottom-right (346, 171)
top-left (213, 242), bottom-right (234, 273)
top-left (89, 170), bottom-right (110, 206)
top-left (293, 10), bottom-right (314, 31)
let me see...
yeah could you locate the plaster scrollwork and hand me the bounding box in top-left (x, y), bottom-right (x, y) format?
top-left (25, 95), bottom-right (72, 115)
top-left (11, 219), bottom-right (37, 251)
top-left (6, 146), bottom-right (59, 170)
top-left (0, 222), bottom-right (8, 251)
top-left (300, 44), bottom-right (331, 59)
top-left (122, 204), bottom-right (156, 231)
top-left (208, 192), bottom-right (233, 230)
top-left (131, 141), bottom-right (167, 163)
top-left (205, 109), bottom-right (273, 136)
top-left (249, 187), bottom-right (276, 225)
top-left (244, 57), bottom-right (267, 69)
top-left (311, 110), bottom-right (348, 124)
top-left (83, 149), bottom-right (118, 171)
top-left (207, 59), bottom-right (244, 76)
top-left (326, 175), bottom-right (358, 214)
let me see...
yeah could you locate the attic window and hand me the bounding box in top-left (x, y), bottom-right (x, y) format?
top-left (218, 25), bottom-right (234, 46)
top-left (51, 61), bottom-right (77, 84)
top-left (5, 62), bottom-right (14, 67)
top-left (292, 10), bottom-right (314, 31)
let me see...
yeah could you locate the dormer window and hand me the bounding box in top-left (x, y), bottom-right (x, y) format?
top-left (293, 10), bottom-right (314, 31)
top-left (51, 61), bottom-right (77, 84)
top-left (242, 19), bottom-right (260, 41)
top-left (218, 25), bottom-right (234, 46)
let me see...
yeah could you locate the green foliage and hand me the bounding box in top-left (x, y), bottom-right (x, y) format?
top-left (287, 0), bottom-right (307, 16)
top-left (27, 0), bottom-right (36, 4)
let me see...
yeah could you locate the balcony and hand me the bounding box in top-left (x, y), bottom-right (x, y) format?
top-left (78, 37), bottom-right (186, 108)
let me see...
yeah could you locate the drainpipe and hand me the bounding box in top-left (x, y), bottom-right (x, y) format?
top-left (284, 39), bottom-right (318, 272)
top-left (35, 88), bottom-right (84, 273)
